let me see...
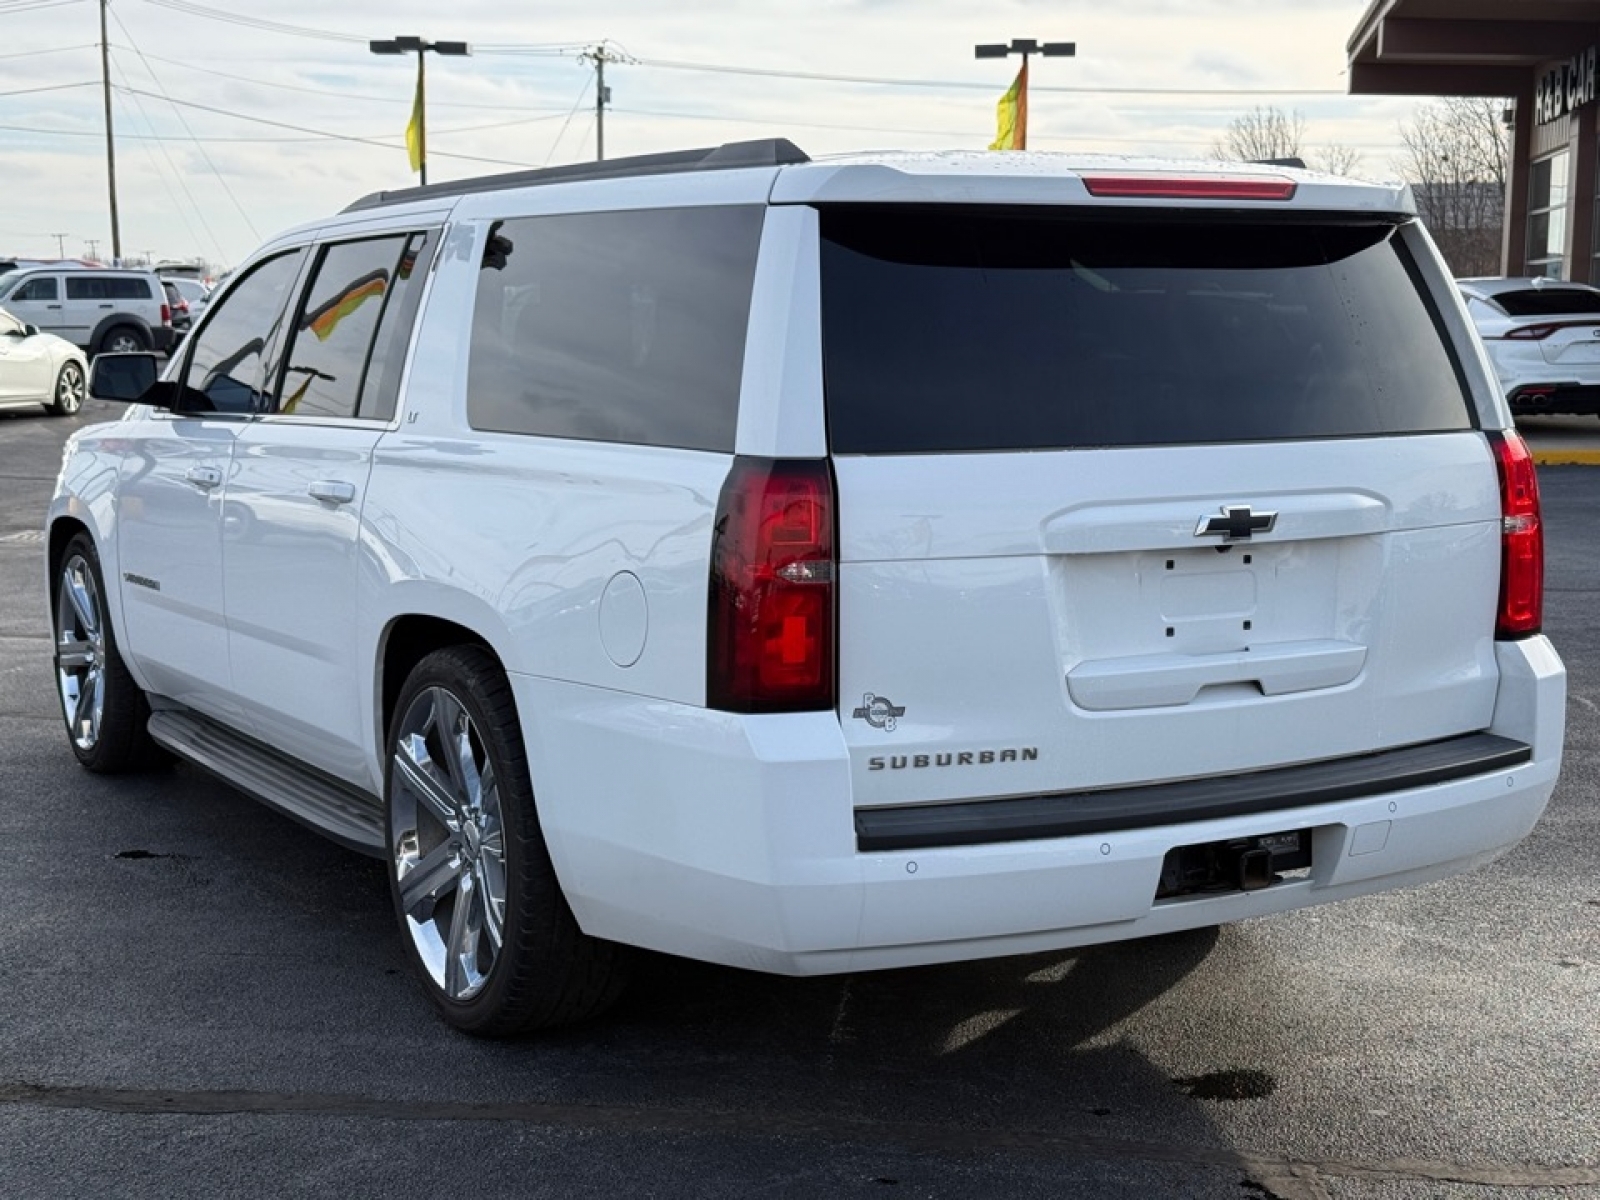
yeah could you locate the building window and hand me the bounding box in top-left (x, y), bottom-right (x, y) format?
top-left (1527, 151), bottom-right (1569, 277)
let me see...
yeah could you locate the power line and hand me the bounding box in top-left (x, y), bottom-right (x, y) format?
top-left (108, 49), bottom-right (227, 259)
top-left (110, 45), bottom-right (572, 112)
top-left (110, 5), bottom-right (258, 241)
top-left (634, 56), bottom-right (1348, 96)
top-left (0, 80), bottom-right (97, 96)
top-left (0, 42), bottom-right (95, 60)
top-left (112, 84), bottom-right (538, 168)
top-left (0, 0), bottom-right (88, 13)
top-left (543, 75), bottom-right (594, 167)
top-left (138, 0), bottom-right (364, 44)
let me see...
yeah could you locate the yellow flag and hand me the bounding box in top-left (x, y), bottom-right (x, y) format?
top-left (405, 78), bottom-right (424, 173)
top-left (988, 59), bottom-right (1029, 151)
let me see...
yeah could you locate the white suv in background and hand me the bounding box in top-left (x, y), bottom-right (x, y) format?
top-left (0, 266), bottom-right (174, 356)
top-left (49, 141), bottom-right (1566, 1035)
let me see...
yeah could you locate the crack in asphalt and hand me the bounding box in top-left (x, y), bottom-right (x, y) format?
top-left (2, 1081), bottom-right (1596, 1194)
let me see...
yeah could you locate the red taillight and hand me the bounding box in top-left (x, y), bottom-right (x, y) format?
top-left (160, 302), bottom-right (171, 325)
top-left (707, 457), bottom-right (836, 712)
top-left (1503, 324), bottom-right (1558, 340)
top-left (1079, 173), bottom-right (1297, 201)
top-left (1487, 430), bottom-right (1543, 638)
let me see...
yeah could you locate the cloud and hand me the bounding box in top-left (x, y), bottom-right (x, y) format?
top-left (0, 0), bottom-right (1422, 266)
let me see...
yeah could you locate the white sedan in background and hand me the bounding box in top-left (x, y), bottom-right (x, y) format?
top-left (1459, 276), bottom-right (1600, 417)
top-left (0, 307), bottom-right (87, 416)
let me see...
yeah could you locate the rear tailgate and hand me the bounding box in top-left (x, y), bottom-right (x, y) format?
top-left (818, 205), bottom-right (1501, 809)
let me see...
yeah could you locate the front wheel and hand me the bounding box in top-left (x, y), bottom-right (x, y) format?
top-left (385, 646), bottom-right (629, 1035)
top-left (49, 360), bottom-right (85, 416)
top-left (53, 533), bottom-right (163, 772)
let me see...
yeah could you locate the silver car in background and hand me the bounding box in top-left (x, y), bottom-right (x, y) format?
top-left (1459, 276), bottom-right (1600, 417)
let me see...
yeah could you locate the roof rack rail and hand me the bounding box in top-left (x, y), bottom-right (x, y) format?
top-left (342, 137), bottom-right (810, 213)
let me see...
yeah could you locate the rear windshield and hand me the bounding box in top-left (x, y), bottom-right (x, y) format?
top-left (1488, 287), bottom-right (1600, 316)
top-left (820, 208), bottom-right (1473, 454)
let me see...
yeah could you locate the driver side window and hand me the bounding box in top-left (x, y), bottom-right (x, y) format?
top-left (177, 249), bottom-right (306, 414)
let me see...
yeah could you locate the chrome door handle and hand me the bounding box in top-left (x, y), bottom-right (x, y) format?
top-left (308, 480), bottom-right (356, 505)
top-left (185, 466), bottom-right (223, 490)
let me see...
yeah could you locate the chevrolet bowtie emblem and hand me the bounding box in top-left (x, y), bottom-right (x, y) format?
top-left (1195, 504), bottom-right (1277, 542)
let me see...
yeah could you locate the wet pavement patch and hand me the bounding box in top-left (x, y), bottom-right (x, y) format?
top-left (1173, 1069), bottom-right (1276, 1101)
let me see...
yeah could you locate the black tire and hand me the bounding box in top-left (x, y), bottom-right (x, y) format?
top-left (98, 325), bottom-right (149, 355)
top-left (52, 533), bottom-right (164, 773)
top-left (385, 645), bottom-right (630, 1035)
top-left (48, 360), bottom-right (85, 416)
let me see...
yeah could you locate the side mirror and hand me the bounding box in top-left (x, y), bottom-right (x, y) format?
top-left (88, 352), bottom-right (163, 405)
top-left (22, 324), bottom-right (39, 337)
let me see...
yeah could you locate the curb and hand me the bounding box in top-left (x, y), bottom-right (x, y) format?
top-left (1530, 447), bottom-right (1600, 465)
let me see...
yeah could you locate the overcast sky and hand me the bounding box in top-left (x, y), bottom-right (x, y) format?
top-left (0, 0), bottom-right (1428, 269)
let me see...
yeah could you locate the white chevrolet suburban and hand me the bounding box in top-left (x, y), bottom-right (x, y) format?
top-left (48, 140), bottom-right (1566, 1035)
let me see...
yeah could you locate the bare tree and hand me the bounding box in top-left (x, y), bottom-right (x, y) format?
top-left (1212, 106), bottom-right (1306, 162)
top-left (1396, 97), bottom-right (1509, 276)
top-left (1312, 144), bottom-right (1363, 177)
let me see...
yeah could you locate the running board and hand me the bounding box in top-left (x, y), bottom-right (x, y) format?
top-left (146, 709), bottom-right (386, 857)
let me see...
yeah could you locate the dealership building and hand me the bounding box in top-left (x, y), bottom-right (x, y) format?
top-left (1348, 0), bottom-right (1600, 279)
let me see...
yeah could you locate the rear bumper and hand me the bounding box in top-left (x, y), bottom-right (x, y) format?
top-left (512, 635), bottom-right (1565, 976)
top-left (1509, 383), bottom-right (1600, 416)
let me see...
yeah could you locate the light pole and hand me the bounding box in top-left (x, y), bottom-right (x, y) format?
top-left (369, 35), bottom-right (471, 186)
top-left (975, 38), bottom-right (1074, 151)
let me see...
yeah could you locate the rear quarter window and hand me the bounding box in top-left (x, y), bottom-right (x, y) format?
top-left (820, 208), bottom-right (1474, 454)
top-left (466, 205), bottom-right (764, 453)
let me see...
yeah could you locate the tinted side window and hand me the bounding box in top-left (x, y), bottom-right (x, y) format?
top-left (65, 277), bottom-right (102, 301)
top-left (276, 235), bottom-right (412, 420)
top-left (14, 277), bottom-right (57, 301)
top-left (358, 231), bottom-right (436, 421)
top-left (179, 250), bottom-right (306, 415)
top-left (107, 277), bottom-right (152, 300)
top-left (467, 206), bottom-right (764, 452)
top-left (820, 208), bottom-right (1474, 454)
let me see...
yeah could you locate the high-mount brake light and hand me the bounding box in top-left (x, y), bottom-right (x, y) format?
top-left (1486, 430), bottom-right (1544, 638)
top-left (1080, 174), bottom-right (1297, 201)
top-left (707, 457), bottom-right (836, 713)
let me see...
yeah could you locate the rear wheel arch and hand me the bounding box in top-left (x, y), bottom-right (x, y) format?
top-left (379, 614), bottom-right (497, 748)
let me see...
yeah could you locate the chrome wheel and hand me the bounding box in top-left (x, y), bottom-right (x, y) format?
top-left (52, 361), bottom-right (84, 415)
top-left (389, 685), bottom-right (507, 1002)
top-left (55, 551), bottom-right (106, 752)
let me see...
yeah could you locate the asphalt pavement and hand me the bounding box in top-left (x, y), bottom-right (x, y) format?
top-left (0, 401), bottom-right (1596, 1200)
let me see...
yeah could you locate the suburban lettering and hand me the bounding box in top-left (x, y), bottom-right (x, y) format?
top-left (866, 748), bottom-right (1040, 769)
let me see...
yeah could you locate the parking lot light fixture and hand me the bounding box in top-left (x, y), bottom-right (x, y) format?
top-left (369, 36), bottom-right (471, 186)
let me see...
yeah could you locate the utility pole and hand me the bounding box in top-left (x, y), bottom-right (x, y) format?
top-left (85, 239), bottom-right (100, 261)
top-left (99, 0), bottom-right (121, 263)
top-left (51, 233), bottom-right (69, 258)
top-left (579, 43), bottom-right (630, 162)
